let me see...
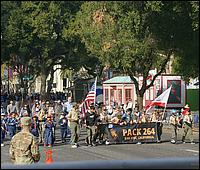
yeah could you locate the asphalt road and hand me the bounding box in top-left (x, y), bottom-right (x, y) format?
top-left (1, 124), bottom-right (199, 165)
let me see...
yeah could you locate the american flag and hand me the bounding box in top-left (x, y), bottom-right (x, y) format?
top-left (80, 77), bottom-right (97, 118)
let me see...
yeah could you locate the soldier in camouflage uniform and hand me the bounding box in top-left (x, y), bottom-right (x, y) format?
top-left (9, 116), bottom-right (40, 164)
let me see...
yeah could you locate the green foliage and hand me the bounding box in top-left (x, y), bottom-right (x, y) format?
top-left (1, 1), bottom-right (198, 100)
top-left (68, 1), bottom-right (199, 110)
top-left (186, 89), bottom-right (199, 111)
top-left (72, 2), bottom-right (166, 79)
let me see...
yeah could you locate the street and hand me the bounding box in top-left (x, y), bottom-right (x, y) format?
top-left (1, 124), bottom-right (199, 164)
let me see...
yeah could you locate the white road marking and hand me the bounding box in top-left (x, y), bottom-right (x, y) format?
top-left (185, 149), bottom-right (199, 153)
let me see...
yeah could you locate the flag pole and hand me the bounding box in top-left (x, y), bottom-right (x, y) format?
top-left (94, 76), bottom-right (97, 104)
top-left (162, 85), bottom-right (172, 120)
top-left (162, 105), bottom-right (167, 120)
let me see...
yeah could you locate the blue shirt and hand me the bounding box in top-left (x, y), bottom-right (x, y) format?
top-left (63, 101), bottom-right (73, 114)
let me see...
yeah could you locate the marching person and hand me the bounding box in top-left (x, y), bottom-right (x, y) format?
top-left (84, 104), bottom-right (99, 146)
top-left (38, 108), bottom-right (46, 144)
top-left (31, 101), bottom-right (41, 117)
top-left (58, 113), bottom-right (68, 143)
top-left (63, 96), bottom-right (73, 115)
top-left (157, 110), bottom-right (164, 143)
top-left (126, 99), bottom-right (134, 111)
top-left (30, 115), bottom-right (40, 139)
top-left (43, 115), bottom-right (55, 147)
top-left (55, 100), bottom-right (63, 114)
top-left (169, 111), bottom-right (179, 144)
top-left (138, 111), bottom-right (147, 123)
top-left (181, 109), bottom-right (195, 144)
top-left (19, 104), bottom-right (32, 117)
top-left (67, 103), bottom-right (81, 148)
top-left (6, 112), bottom-right (18, 139)
top-left (96, 108), bottom-right (110, 145)
top-left (48, 104), bottom-right (56, 141)
top-left (1, 112), bottom-right (7, 146)
top-left (121, 108), bottom-right (134, 125)
top-left (63, 96), bottom-right (73, 136)
top-left (7, 100), bottom-right (19, 116)
top-left (9, 116), bottom-right (40, 164)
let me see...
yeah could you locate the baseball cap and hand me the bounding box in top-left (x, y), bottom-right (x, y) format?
top-left (184, 104), bottom-right (190, 109)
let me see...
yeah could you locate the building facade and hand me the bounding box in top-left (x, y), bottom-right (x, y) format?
top-left (102, 75), bottom-right (186, 109)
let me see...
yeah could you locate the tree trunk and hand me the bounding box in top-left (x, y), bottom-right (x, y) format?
top-left (40, 69), bottom-right (48, 100)
top-left (46, 68), bottom-right (54, 99)
top-left (137, 94), bottom-right (144, 112)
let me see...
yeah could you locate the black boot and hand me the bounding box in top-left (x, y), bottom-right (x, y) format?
top-left (181, 136), bottom-right (185, 143)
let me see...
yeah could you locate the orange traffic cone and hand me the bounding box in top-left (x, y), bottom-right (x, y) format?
top-left (45, 149), bottom-right (53, 164)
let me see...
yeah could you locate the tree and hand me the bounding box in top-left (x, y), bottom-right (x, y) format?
top-left (170, 1), bottom-right (199, 82)
top-left (2, 1), bottom-right (84, 98)
top-left (1, 1), bottom-right (21, 62)
top-left (151, 1), bottom-right (199, 82)
top-left (71, 1), bottom-right (199, 111)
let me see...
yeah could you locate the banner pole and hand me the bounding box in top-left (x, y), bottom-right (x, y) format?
top-left (162, 106), bottom-right (167, 121)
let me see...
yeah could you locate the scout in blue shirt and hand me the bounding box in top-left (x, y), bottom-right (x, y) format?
top-left (58, 113), bottom-right (68, 143)
top-left (6, 112), bottom-right (18, 139)
top-left (44, 115), bottom-right (55, 147)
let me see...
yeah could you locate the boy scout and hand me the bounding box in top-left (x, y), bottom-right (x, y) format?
top-left (181, 110), bottom-right (195, 144)
top-left (9, 117), bottom-right (40, 164)
top-left (169, 111), bottom-right (178, 144)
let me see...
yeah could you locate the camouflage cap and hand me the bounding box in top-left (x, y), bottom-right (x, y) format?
top-left (21, 117), bottom-right (32, 126)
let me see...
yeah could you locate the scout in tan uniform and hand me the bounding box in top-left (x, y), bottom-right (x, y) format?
top-left (9, 116), bottom-right (40, 164)
top-left (67, 103), bottom-right (80, 148)
top-left (181, 110), bottom-right (195, 144)
top-left (169, 111), bottom-right (178, 144)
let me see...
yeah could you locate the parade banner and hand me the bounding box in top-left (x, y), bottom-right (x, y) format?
top-left (107, 122), bottom-right (158, 144)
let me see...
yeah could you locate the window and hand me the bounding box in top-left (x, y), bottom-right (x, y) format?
top-left (110, 89), bottom-right (114, 103)
top-left (125, 89), bottom-right (131, 102)
top-left (118, 89), bottom-right (122, 104)
top-left (105, 89), bottom-right (109, 105)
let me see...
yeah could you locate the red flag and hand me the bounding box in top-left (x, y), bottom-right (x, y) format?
top-left (146, 86), bottom-right (172, 113)
top-left (80, 77), bottom-right (97, 118)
